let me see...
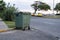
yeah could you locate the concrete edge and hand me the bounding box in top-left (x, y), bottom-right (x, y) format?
top-left (0, 28), bottom-right (14, 33)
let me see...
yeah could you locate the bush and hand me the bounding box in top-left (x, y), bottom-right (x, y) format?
top-left (3, 6), bottom-right (18, 21)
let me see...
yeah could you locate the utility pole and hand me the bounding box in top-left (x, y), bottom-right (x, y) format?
top-left (53, 0), bottom-right (55, 15)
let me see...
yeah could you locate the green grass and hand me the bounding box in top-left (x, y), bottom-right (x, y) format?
top-left (4, 21), bottom-right (15, 28)
top-left (43, 15), bottom-right (60, 19)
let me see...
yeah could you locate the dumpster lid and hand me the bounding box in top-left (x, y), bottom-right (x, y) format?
top-left (19, 12), bottom-right (31, 15)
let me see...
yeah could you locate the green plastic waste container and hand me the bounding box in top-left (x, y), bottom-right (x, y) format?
top-left (15, 12), bottom-right (31, 30)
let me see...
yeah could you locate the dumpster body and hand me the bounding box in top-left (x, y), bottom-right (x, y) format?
top-left (15, 12), bottom-right (31, 30)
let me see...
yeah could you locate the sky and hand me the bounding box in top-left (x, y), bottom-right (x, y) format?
top-left (3, 0), bottom-right (60, 11)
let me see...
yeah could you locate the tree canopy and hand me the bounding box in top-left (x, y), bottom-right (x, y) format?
top-left (31, 1), bottom-right (50, 14)
top-left (0, 0), bottom-right (6, 12)
top-left (54, 3), bottom-right (60, 11)
top-left (38, 3), bottom-right (50, 10)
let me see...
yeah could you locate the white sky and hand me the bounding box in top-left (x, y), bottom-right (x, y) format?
top-left (3, 0), bottom-right (60, 11)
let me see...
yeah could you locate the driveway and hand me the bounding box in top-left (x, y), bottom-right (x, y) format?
top-left (30, 17), bottom-right (60, 38)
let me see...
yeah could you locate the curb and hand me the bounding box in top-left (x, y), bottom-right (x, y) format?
top-left (0, 28), bottom-right (14, 33)
top-left (0, 30), bottom-right (7, 32)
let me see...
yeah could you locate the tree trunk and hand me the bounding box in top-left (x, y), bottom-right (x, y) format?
top-left (56, 9), bottom-right (58, 14)
top-left (34, 9), bottom-right (37, 14)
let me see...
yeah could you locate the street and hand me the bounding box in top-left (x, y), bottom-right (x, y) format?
top-left (30, 16), bottom-right (60, 38)
top-left (0, 17), bottom-right (60, 40)
top-left (0, 30), bottom-right (57, 40)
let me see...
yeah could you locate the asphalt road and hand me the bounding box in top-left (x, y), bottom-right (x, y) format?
top-left (0, 17), bottom-right (60, 40)
top-left (0, 30), bottom-right (58, 40)
top-left (30, 16), bottom-right (60, 38)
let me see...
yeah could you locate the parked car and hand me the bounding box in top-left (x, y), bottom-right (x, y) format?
top-left (56, 13), bottom-right (60, 15)
top-left (31, 13), bottom-right (35, 16)
top-left (37, 13), bottom-right (43, 17)
top-left (31, 13), bottom-right (43, 17)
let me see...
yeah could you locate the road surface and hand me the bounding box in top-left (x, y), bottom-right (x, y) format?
top-left (30, 16), bottom-right (60, 38)
top-left (0, 17), bottom-right (60, 40)
top-left (0, 30), bottom-right (58, 40)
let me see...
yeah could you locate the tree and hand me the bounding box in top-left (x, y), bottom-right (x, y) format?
top-left (31, 1), bottom-right (50, 14)
top-left (54, 3), bottom-right (60, 14)
top-left (31, 1), bottom-right (38, 14)
top-left (0, 0), bottom-right (6, 17)
top-left (0, 0), bottom-right (5, 12)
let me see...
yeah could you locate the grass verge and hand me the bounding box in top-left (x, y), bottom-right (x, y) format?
top-left (4, 21), bottom-right (15, 28)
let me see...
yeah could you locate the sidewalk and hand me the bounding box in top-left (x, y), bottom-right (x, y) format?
top-left (0, 18), bottom-right (8, 30)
